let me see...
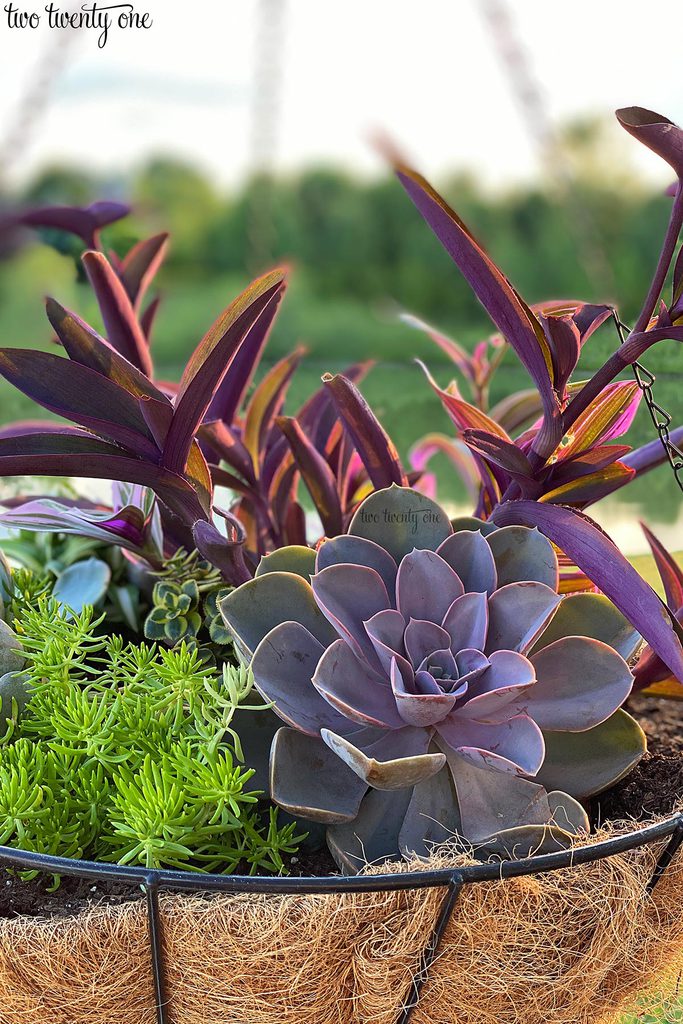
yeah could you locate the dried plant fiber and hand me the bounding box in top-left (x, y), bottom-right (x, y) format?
top-left (0, 815), bottom-right (681, 1024)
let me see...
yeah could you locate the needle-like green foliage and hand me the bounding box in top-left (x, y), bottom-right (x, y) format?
top-left (0, 596), bottom-right (303, 882)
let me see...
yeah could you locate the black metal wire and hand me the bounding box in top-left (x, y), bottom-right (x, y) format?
top-left (144, 875), bottom-right (169, 1024)
top-left (0, 813), bottom-right (681, 1024)
top-left (396, 875), bottom-right (463, 1024)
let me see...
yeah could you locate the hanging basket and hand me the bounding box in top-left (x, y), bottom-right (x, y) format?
top-left (0, 811), bottom-right (681, 1024)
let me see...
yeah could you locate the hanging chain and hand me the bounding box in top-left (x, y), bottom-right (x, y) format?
top-left (612, 310), bottom-right (683, 493)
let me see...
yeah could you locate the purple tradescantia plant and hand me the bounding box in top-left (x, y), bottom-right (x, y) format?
top-left (0, 266), bottom-right (291, 584)
top-left (385, 106), bottom-right (683, 685)
top-left (220, 485), bottom-right (645, 871)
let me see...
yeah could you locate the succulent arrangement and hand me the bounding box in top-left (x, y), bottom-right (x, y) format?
top-left (221, 485), bottom-right (644, 870)
top-left (0, 570), bottom-right (301, 878)
top-left (0, 104), bottom-right (680, 877)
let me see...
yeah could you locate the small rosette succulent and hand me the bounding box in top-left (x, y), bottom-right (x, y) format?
top-left (221, 487), bottom-right (646, 871)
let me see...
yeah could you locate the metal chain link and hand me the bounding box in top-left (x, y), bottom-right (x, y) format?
top-left (612, 311), bottom-right (683, 493)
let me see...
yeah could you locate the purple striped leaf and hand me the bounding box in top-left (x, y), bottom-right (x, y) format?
top-left (322, 373), bottom-right (408, 489)
top-left (490, 501), bottom-right (683, 683)
top-left (206, 281), bottom-right (286, 426)
top-left (82, 251), bottom-right (153, 376)
top-left (163, 271), bottom-right (286, 475)
top-left (397, 167), bottom-right (558, 421)
top-left (277, 415), bottom-right (343, 537)
top-left (0, 348), bottom-right (159, 458)
top-left (119, 233), bottom-right (169, 309)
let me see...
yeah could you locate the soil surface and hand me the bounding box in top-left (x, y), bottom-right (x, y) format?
top-left (0, 697), bottom-right (681, 920)
top-left (596, 695), bottom-right (683, 822)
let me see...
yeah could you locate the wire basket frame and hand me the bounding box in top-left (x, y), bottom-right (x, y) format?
top-left (0, 812), bottom-right (680, 1024)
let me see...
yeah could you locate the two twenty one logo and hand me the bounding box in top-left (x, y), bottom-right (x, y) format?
top-left (3, 3), bottom-right (153, 48)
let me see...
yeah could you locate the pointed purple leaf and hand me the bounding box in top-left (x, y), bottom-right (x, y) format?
top-left (82, 250), bottom-right (153, 376)
top-left (0, 348), bottom-right (159, 458)
top-left (397, 168), bottom-right (558, 418)
top-left (322, 373), bottom-right (407, 489)
top-left (490, 501), bottom-right (683, 683)
top-left (164, 272), bottom-right (285, 474)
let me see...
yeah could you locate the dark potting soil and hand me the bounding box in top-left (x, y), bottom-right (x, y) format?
top-left (595, 695), bottom-right (683, 823)
top-left (0, 697), bottom-right (680, 920)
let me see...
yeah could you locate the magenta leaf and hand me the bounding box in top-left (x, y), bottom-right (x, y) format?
top-left (490, 501), bottom-right (683, 683)
top-left (396, 167), bottom-right (558, 423)
top-left (322, 373), bottom-right (408, 489)
top-left (163, 271), bottom-right (286, 475)
top-left (82, 251), bottom-right (153, 376)
top-left (119, 233), bottom-right (169, 309)
top-left (0, 348), bottom-right (159, 459)
top-left (616, 107), bottom-right (683, 177)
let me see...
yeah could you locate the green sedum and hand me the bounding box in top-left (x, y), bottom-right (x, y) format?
top-left (0, 593), bottom-right (302, 883)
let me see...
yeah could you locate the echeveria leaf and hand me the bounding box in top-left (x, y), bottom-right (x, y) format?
top-left (311, 563), bottom-right (389, 665)
top-left (219, 571), bottom-right (337, 658)
top-left (250, 622), bottom-right (351, 735)
top-left (442, 592), bottom-right (489, 652)
top-left (327, 787), bottom-right (413, 872)
top-left (531, 593), bottom-right (641, 662)
top-left (349, 485), bottom-right (452, 562)
top-left (486, 582), bottom-right (560, 654)
top-left (535, 709), bottom-right (646, 798)
top-left (395, 549), bottom-right (464, 624)
top-left (321, 727), bottom-right (445, 790)
top-left (486, 526), bottom-right (558, 589)
top-left (256, 546), bottom-right (317, 580)
top-left (438, 714), bottom-right (545, 777)
top-left (390, 657), bottom-right (457, 727)
top-left (528, 637), bottom-right (633, 731)
top-left (316, 535), bottom-right (398, 601)
top-left (399, 767), bottom-right (461, 857)
top-left (0, 671), bottom-right (30, 726)
top-left (442, 746), bottom-right (551, 844)
top-left (270, 728), bottom-right (367, 824)
top-left (313, 639), bottom-right (405, 729)
top-left (437, 530), bottom-right (497, 595)
top-left (0, 622), bottom-right (24, 677)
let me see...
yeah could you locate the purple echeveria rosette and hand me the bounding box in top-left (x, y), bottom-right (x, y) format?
top-left (221, 486), bottom-right (646, 872)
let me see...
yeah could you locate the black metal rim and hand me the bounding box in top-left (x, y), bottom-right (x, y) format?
top-left (0, 811), bottom-right (680, 893)
top-left (1, 812), bottom-right (681, 1024)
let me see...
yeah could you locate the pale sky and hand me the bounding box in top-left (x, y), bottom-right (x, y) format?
top-left (0, 0), bottom-right (680, 189)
